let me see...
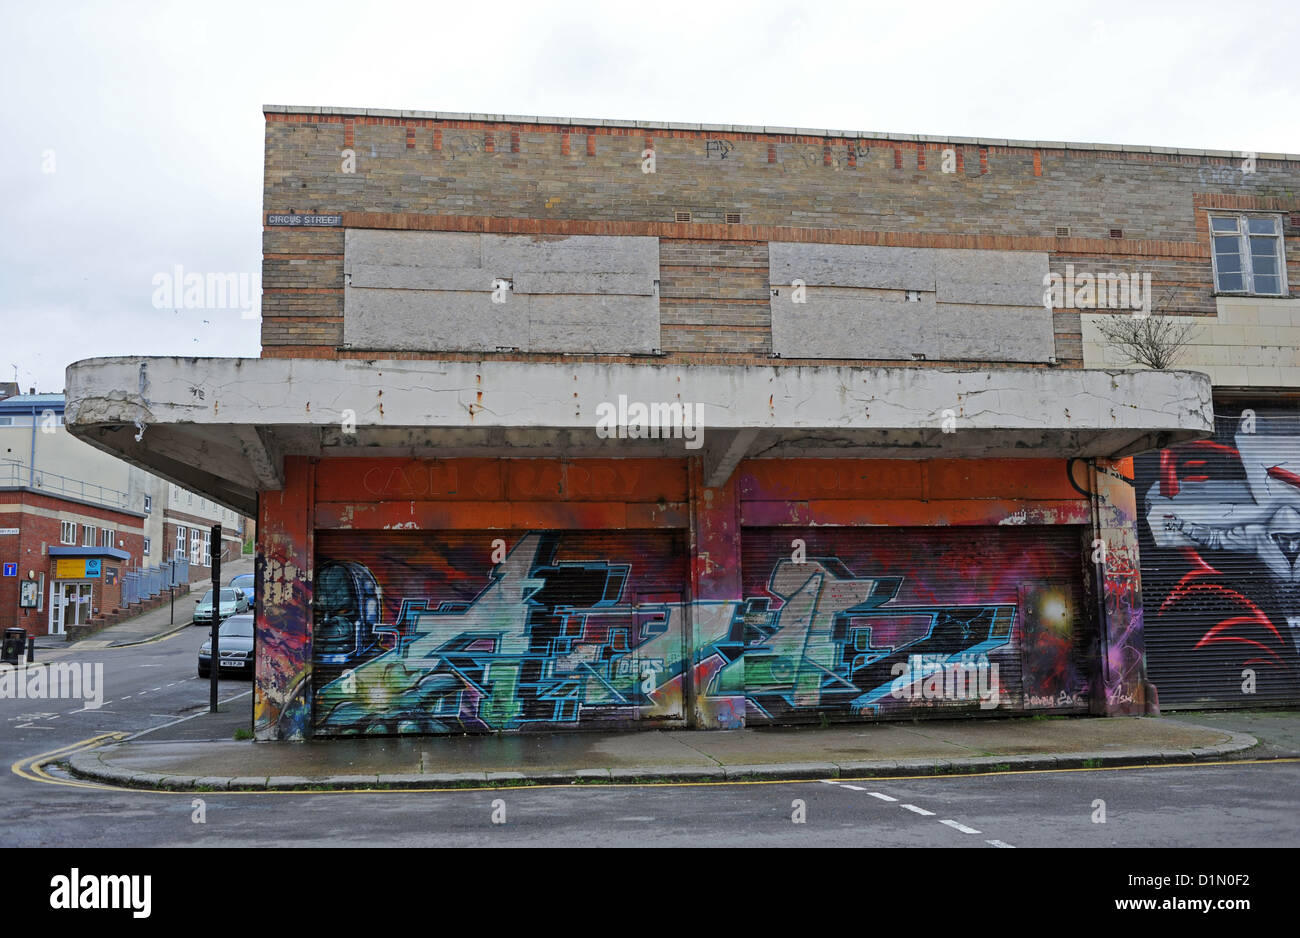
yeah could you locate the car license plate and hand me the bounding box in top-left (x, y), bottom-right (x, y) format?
top-left (220, 659), bottom-right (245, 667)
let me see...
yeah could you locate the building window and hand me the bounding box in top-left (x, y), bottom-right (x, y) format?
top-left (60, 521), bottom-right (76, 545)
top-left (1210, 214), bottom-right (1287, 295)
top-left (190, 529), bottom-right (203, 566)
top-left (99, 527), bottom-right (114, 548)
top-left (143, 494), bottom-right (152, 513)
top-left (187, 491), bottom-right (193, 505)
top-left (81, 524), bottom-right (95, 547)
top-left (202, 530), bottom-right (212, 566)
top-left (176, 525), bottom-right (187, 559)
top-left (143, 537), bottom-right (151, 556)
top-left (0, 417), bottom-right (12, 426)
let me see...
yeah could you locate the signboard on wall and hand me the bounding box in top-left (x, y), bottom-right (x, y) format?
top-left (55, 558), bottom-right (102, 579)
top-left (19, 580), bottom-right (38, 607)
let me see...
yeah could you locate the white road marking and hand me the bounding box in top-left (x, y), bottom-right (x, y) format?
top-left (840, 784), bottom-right (866, 791)
top-left (819, 779), bottom-right (842, 785)
top-left (939, 819), bottom-right (981, 834)
top-left (901, 804), bottom-right (936, 816)
top-left (986, 839), bottom-right (1015, 848)
top-left (868, 792), bottom-right (897, 802)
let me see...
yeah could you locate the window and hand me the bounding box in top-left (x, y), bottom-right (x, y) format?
top-left (99, 527), bottom-right (114, 548)
top-left (143, 537), bottom-right (151, 556)
top-left (81, 524), bottom-right (95, 547)
top-left (176, 525), bottom-right (187, 558)
top-left (187, 491), bottom-right (193, 505)
top-left (190, 529), bottom-right (202, 566)
top-left (0, 417), bottom-right (12, 427)
top-left (202, 530), bottom-right (212, 566)
top-left (1210, 214), bottom-right (1287, 295)
top-left (60, 521), bottom-right (76, 545)
top-left (143, 494), bottom-right (152, 513)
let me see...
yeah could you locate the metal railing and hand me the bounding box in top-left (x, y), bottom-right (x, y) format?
top-left (0, 460), bottom-right (132, 511)
top-left (121, 559), bottom-right (189, 606)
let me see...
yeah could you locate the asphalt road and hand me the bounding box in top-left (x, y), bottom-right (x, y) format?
top-left (3, 630), bottom-right (1299, 848)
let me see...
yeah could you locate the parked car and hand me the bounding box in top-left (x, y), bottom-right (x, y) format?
top-left (230, 573), bottom-right (256, 605)
top-left (197, 613), bottom-right (254, 679)
top-left (194, 587), bottom-right (249, 625)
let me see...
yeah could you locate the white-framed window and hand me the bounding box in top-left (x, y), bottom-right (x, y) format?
top-left (190, 529), bottom-right (202, 566)
top-left (176, 525), bottom-right (187, 557)
top-left (1210, 214), bottom-right (1288, 295)
top-left (0, 417), bottom-right (12, 427)
top-left (59, 521), bottom-right (76, 545)
top-left (143, 494), bottom-right (152, 513)
top-left (187, 491), bottom-right (193, 505)
top-left (143, 537), bottom-right (151, 556)
top-left (99, 527), bottom-right (114, 548)
top-left (81, 524), bottom-right (95, 547)
top-left (202, 530), bottom-right (212, 566)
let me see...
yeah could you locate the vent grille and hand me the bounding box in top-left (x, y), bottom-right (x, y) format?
top-left (725, 212), bottom-right (741, 224)
top-left (1055, 226), bottom-right (1070, 238)
top-left (1109, 228), bottom-right (1124, 239)
top-left (674, 211), bottom-right (692, 223)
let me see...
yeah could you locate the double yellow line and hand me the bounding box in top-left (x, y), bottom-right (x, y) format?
top-left (11, 733), bottom-right (127, 790)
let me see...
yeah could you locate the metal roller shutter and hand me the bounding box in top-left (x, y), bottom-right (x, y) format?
top-left (311, 529), bottom-right (688, 735)
top-left (739, 526), bottom-right (1092, 724)
top-left (1136, 406), bottom-right (1300, 708)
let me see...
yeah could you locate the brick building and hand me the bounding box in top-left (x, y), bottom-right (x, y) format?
top-left (1, 392), bottom-right (253, 636)
top-left (65, 105), bottom-right (1300, 739)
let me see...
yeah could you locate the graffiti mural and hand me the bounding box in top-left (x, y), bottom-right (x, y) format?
top-left (738, 528), bottom-right (1090, 722)
top-left (1136, 407), bottom-right (1300, 705)
top-left (311, 526), bottom-right (1092, 735)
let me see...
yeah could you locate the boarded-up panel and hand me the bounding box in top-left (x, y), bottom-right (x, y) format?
top-left (1135, 403), bottom-right (1300, 708)
top-left (311, 530), bottom-right (688, 735)
top-left (343, 230), bottom-right (660, 352)
top-left (768, 242), bottom-right (1055, 362)
top-left (739, 526), bottom-right (1092, 723)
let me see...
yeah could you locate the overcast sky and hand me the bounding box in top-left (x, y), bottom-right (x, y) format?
top-left (3, 0), bottom-right (1297, 394)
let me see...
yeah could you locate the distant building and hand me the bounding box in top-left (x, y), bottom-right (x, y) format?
top-left (0, 393), bottom-right (254, 637)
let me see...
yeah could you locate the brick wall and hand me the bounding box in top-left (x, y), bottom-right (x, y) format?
top-left (262, 109), bottom-right (1300, 366)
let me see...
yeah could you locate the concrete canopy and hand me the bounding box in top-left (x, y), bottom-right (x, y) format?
top-left (64, 356), bottom-right (1214, 515)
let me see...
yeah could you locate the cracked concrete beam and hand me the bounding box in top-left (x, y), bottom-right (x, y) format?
top-left (232, 426), bottom-right (285, 490)
top-left (704, 428), bottom-right (760, 488)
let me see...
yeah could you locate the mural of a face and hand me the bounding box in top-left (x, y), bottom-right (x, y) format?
top-left (1137, 408), bottom-right (1300, 704)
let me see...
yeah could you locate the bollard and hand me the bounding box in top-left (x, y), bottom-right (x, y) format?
top-left (26, 635), bottom-right (35, 663)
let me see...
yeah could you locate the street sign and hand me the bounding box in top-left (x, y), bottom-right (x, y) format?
top-left (1, 563), bottom-right (15, 577)
top-left (267, 213), bottom-right (342, 227)
top-left (0, 528), bottom-right (19, 535)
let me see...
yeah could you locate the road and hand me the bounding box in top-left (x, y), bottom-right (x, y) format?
top-left (3, 630), bottom-right (1299, 848)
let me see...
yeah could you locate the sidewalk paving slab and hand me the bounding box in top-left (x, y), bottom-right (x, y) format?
top-left (55, 712), bottom-right (1297, 792)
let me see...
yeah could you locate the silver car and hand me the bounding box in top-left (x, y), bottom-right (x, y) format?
top-left (194, 587), bottom-right (249, 625)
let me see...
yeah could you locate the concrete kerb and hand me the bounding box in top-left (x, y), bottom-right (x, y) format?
top-left (56, 728), bottom-right (1277, 792)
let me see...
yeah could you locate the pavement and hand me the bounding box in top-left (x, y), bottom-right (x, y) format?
top-left (58, 704), bottom-right (1300, 792)
top-left (35, 555), bottom-right (255, 650)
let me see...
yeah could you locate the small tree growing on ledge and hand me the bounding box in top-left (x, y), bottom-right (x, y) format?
top-left (1093, 295), bottom-right (1202, 369)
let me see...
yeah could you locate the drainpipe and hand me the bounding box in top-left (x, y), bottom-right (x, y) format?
top-left (28, 401), bottom-right (37, 486)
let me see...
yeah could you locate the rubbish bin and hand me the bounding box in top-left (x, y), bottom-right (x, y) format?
top-left (2, 628), bottom-right (26, 665)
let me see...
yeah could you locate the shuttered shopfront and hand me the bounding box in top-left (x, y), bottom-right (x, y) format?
top-left (1136, 403), bottom-right (1300, 708)
top-left (310, 529), bottom-right (689, 735)
top-left (738, 525), bottom-right (1094, 722)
